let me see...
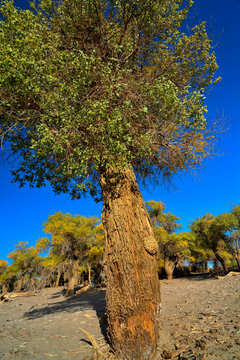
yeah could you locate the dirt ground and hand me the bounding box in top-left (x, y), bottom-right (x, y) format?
top-left (0, 275), bottom-right (239, 360)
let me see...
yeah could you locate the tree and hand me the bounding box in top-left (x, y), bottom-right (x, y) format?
top-left (6, 242), bottom-right (41, 291)
top-left (190, 213), bottom-right (235, 273)
top-left (230, 205), bottom-right (240, 269)
top-left (85, 223), bottom-right (105, 284)
top-left (230, 230), bottom-right (240, 270)
top-left (36, 212), bottom-right (100, 296)
top-left (0, 259), bottom-right (8, 293)
top-left (36, 237), bottom-right (66, 287)
top-left (186, 230), bottom-right (213, 272)
top-left (146, 200), bottom-right (191, 280)
top-left (147, 201), bottom-right (181, 233)
top-left (0, 1), bottom-right (219, 358)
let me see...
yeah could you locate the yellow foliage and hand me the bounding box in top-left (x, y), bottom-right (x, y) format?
top-left (0, 259), bottom-right (8, 268)
top-left (154, 226), bottom-right (168, 243)
top-left (88, 245), bottom-right (104, 258)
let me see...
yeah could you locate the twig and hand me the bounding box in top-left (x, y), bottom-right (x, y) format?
top-left (80, 328), bottom-right (105, 359)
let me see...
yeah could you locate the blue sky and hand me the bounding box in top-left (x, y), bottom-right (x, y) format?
top-left (1, 0), bottom-right (240, 262)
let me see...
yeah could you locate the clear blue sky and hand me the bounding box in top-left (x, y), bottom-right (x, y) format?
top-left (1, 0), bottom-right (240, 262)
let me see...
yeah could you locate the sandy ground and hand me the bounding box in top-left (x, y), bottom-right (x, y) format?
top-left (0, 275), bottom-right (239, 360)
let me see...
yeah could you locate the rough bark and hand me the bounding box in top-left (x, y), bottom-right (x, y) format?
top-left (164, 256), bottom-right (175, 280)
top-left (100, 167), bottom-right (161, 360)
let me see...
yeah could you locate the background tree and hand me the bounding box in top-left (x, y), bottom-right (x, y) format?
top-left (6, 242), bottom-right (41, 291)
top-left (146, 200), bottom-right (192, 279)
top-left (186, 230), bottom-right (213, 272)
top-left (190, 213), bottom-right (235, 273)
top-left (230, 205), bottom-right (240, 269)
top-left (0, 259), bottom-right (8, 293)
top-left (36, 237), bottom-right (66, 288)
top-left (0, 0), bottom-right (220, 358)
top-left (85, 223), bottom-right (105, 285)
top-left (36, 212), bottom-right (100, 296)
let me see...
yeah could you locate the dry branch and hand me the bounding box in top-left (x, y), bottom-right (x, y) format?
top-left (80, 328), bottom-right (105, 359)
top-left (216, 271), bottom-right (240, 279)
top-left (76, 285), bottom-right (91, 294)
top-left (0, 291), bottom-right (38, 303)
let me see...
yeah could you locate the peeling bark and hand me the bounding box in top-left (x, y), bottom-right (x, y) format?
top-left (100, 167), bottom-right (161, 360)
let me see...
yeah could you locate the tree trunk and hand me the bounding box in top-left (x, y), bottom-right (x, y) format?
top-left (235, 249), bottom-right (240, 270)
top-left (87, 264), bottom-right (91, 285)
top-left (204, 261), bottom-right (209, 272)
top-left (164, 256), bottom-right (175, 280)
top-left (100, 167), bottom-right (161, 360)
top-left (214, 250), bottom-right (228, 273)
top-left (1, 283), bottom-right (7, 294)
top-left (66, 261), bottom-right (78, 296)
top-left (15, 277), bottom-right (23, 292)
top-left (55, 270), bottom-right (61, 287)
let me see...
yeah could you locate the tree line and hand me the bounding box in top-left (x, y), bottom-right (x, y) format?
top-left (1, 203), bottom-right (239, 294)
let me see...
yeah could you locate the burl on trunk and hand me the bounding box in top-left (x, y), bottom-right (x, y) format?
top-left (100, 167), bottom-right (161, 360)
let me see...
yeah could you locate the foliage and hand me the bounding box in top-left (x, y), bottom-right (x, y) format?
top-left (229, 205), bottom-right (240, 268)
top-left (36, 212), bottom-right (103, 283)
top-left (0, 259), bottom-right (8, 289)
top-left (190, 213), bottom-right (237, 270)
top-left (86, 223), bottom-right (105, 266)
top-left (0, 259), bottom-right (8, 273)
top-left (186, 230), bottom-right (212, 268)
top-left (0, 242), bottom-right (41, 291)
top-left (0, 0), bottom-right (219, 200)
top-left (147, 200), bottom-right (192, 277)
top-left (146, 200), bottom-right (181, 233)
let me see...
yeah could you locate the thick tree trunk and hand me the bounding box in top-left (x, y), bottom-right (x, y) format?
top-left (100, 167), bottom-right (161, 360)
top-left (66, 261), bottom-right (79, 296)
top-left (214, 250), bottom-right (228, 273)
top-left (164, 256), bottom-right (175, 280)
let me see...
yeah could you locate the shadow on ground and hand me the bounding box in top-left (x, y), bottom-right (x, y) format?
top-left (22, 288), bottom-right (108, 347)
top-left (24, 288), bottom-right (106, 320)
